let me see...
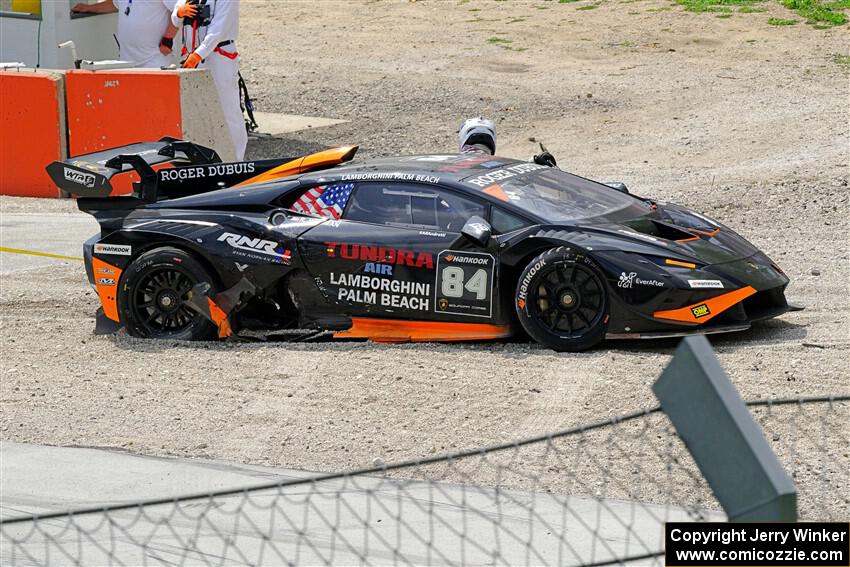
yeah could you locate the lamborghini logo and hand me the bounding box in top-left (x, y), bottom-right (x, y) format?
top-left (438, 298), bottom-right (449, 310)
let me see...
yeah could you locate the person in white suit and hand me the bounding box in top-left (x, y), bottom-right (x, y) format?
top-left (72, 0), bottom-right (179, 68)
top-left (173, 0), bottom-right (246, 160)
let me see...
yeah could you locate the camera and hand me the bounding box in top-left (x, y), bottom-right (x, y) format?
top-left (183, 0), bottom-right (212, 26)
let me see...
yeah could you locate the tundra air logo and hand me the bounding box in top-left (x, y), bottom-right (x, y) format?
top-left (217, 232), bottom-right (289, 263)
top-left (64, 167), bottom-right (96, 188)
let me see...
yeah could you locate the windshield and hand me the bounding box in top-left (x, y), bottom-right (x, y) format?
top-left (492, 168), bottom-right (651, 222)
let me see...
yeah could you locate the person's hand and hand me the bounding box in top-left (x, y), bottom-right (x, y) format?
top-left (176, 3), bottom-right (198, 18)
top-left (72, 2), bottom-right (91, 12)
top-left (159, 37), bottom-right (173, 55)
top-left (182, 52), bottom-right (202, 68)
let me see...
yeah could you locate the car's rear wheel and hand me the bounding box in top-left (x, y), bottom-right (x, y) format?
top-left (514, 247), bottom-right (608, 352)
top-left (118, 247), bottom-right (217, 340)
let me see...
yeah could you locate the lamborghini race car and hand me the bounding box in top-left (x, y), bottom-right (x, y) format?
top-left (47, 138), bottom-right (799, 351)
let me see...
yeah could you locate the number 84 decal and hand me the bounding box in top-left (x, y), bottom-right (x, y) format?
top-left (434, 250), bottom-right (495, 318)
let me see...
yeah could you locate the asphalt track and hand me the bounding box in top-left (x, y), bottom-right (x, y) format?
top-left (0, 213), bottom-right (95, 274)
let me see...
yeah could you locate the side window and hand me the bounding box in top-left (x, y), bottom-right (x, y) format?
top-left (491, 207), bottom-right (531, 234)
top-left (344, 183), bottom-right (412, 226)
top-left (345, 183), bottom-right (487, 232)
top-left (290, 182), bottom-right (355, 219)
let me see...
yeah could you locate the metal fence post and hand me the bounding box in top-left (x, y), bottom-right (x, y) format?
top-left (652, 335), bottom-right (797, 522)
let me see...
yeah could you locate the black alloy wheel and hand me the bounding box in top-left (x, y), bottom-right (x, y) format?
top-left (515, 247), bottom-right (609, 352)
top-left (118, 247), bottom-right (217, 340)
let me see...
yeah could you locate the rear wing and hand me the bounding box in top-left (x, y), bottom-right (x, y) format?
top-left (46, 138), bottom-right (358, 205)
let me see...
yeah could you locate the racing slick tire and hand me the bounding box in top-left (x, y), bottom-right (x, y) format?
top-left (514, 247), bottom-right (609, 352)
top-left (118, 247), bottom-right (218, 341)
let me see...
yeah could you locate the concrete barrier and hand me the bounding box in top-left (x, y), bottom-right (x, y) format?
top-left (1, 68), bottom-right (234, 198)
top-left (65, 68), bottom-right (235, 160)
top-left (0, 70), bottom-right (68, 198)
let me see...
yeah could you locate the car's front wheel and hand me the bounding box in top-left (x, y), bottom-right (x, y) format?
top-left (514, 247), bottom-right (608, 352)
top-left (118, 247), bottom-right (217, 340)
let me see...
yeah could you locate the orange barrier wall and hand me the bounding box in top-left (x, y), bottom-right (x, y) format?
top-left (65, 70), bottom-right (183, 156)
top-left (2, 68), bottom-right (233, 198)
top-left (0, 71), bottom-right (67, 198)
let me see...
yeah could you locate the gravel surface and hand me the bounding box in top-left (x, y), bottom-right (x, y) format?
top-left (1, 0), bottom-right (848, 511)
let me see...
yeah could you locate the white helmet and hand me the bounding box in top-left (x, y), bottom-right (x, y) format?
top-left (458, 117), bottom-right (496, 155)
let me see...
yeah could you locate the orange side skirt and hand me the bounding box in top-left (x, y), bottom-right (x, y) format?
top-left (91, 257), bottom-right (123, 322)
top-left (334, 318), bottom-right (513, 343)
top-left (653, 286), bottom-right (757, 325)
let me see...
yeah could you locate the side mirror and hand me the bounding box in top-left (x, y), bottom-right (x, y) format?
top-left (461, 215), bottom-right (492, 247)
top-left (605, 182), bottom-right (629, 194)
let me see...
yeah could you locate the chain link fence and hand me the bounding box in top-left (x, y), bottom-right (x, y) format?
top-left (2, 395), bottom-right (847, 566)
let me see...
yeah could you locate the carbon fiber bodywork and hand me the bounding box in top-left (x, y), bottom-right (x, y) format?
top-left (55, 142), bottom-right (798, 346)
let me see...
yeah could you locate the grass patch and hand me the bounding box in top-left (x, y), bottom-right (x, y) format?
top-left (559, 0), bottom-right (581, 3)
top-left (833, 53), bottom-right (850, 64)
top-left (672, 0), bottom-right (847, 26)
top-left (486, 36), bottom-right (526, 51)
top-left (675, 0), bottom-right (763, 12)
top-left (577, 4), bottom-right (599, 9)
top-left (780, 0), bottom-right (848, 25)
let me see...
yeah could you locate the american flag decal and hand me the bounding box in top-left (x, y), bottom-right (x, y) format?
top-left (292, 182), bottom-right (354, 219)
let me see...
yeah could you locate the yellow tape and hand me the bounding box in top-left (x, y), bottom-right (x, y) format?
top-left (0, 247), bottom-right (83, 261)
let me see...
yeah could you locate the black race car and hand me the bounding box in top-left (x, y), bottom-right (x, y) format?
top-left (47, 138), bottom-right (799, 351)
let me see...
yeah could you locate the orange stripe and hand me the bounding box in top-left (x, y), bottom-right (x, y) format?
top-left (92, 258), bottom-right (123, 322)
top-left (335, 318), bottom-right (512, 343)
top-left (232, 157), bottom-right (303, 187)
top-left (688, 228), bottom-right (720, 237)
top-left (653, 286), bottom-right (756, 324)
top-left (233, 146), bottom-right (357, 188)
top-left (665, 258), bottom-right (697, 269)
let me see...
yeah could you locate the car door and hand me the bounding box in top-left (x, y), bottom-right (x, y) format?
top-left (297, 181), bottom-right (502, 321)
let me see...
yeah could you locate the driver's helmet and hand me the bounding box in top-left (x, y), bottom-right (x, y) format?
top-left (458, 117), bottom-right (496, 155)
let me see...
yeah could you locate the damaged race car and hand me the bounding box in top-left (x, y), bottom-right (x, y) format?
top-left (47, 138), bottom-right (799, 351)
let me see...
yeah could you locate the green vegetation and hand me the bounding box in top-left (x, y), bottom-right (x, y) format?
top-left (833, 53), bottom-right (850, 64)
top-left (675, 0), bottom-right (761, 13)
top-left (780, 0), bottom-right (847, 24)
top-left (554, 0), bottom-right (848, 28)
top-left (486, 36), bottom-right (527, 51)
